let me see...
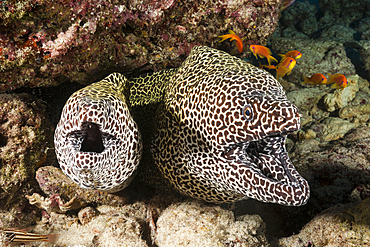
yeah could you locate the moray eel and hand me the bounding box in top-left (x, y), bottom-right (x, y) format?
top-left (151, 46), bottom-right (310, 206)
top-left (54, 73), bottom-right (142, 193)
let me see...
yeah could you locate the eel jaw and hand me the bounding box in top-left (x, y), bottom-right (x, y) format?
top-left (64, 121), bottom-right (124, 192)
top-left (222, 133), bottom-right (310, 206)
top-left (247, 135), bottom-right (297, 184)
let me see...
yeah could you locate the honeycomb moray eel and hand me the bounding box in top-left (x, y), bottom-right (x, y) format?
top-left (148, 46), bottom-right (310, 206)
top-left (55, 46), bottom-right (310, 206)
top-left (54, 73), bottom-right (142, 193)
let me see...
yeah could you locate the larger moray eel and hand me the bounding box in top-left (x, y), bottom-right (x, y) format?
top-left (149, 46), bottom-right (310, 206)
top-left (54, 73), bottom-right (142, 193)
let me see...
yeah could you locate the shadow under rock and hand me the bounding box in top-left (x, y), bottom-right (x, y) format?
top-left (344, 43), bottom-right (370, 81)
top-left (12, 80), bottom-right (84, 127)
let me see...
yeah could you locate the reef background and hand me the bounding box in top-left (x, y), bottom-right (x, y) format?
top-left (1, 0), bottom-right (370, 246)
top-left (0, 0), bottom-right (281, 90)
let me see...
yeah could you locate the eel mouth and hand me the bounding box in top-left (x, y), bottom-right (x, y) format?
top-left (246, 135), bottom-right (296, 184)
top-left (222, 133), bottom-right (298, 185)
top-left (221, 131), bottom-right (310, 205)
top-left (64, 121), bottom-right (124, 191)
top-left (68, 121), bottom-right (117, 154)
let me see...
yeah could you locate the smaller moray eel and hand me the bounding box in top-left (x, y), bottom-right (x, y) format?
top-left (54, 73), bottom-right (142, 193)
top-left (151, 46), bottom-right (310, 206)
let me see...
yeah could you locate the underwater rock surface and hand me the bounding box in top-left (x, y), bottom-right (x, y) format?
top-left (33, 203), bottom-right (151, 246)
top-left (0, 93), bottom-right (53, 210)
top-left (279, 199), bottom-right (370, 246)
top-left (156, 201), bottom-right (269, 246)
top-left (0, 0), bottom-right (283, 90)
top-left (24, 200), bottom-right (268, 247)
top-left (29, 166), bottom-right (132, 212)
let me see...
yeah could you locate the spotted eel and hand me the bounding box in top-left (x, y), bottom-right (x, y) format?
top-left (55, 46), bottom-right (310, 206)
top-left (54, 73), bottom-right (142, 192)
top-left (148, 46), bottom-right (310, 206)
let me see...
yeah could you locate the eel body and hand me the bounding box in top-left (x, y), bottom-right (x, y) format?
top-left (150, 46), bottom-right (310, 205)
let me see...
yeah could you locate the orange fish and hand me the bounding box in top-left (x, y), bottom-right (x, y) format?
top-left (218, 30), bottom-right (243, 53)
top-left (275, 57), bottom-right (296, 80)
top-left (250, 45), bottom-right (278, 66)
top-left (302, 73), bottom-right (328, 85)
top-left (279, 50), bottom-right (302, 60)
top-left (262, 64), bottom-right (277, 70)
top-left (327, 73), bottom-right (348, 90)
top-left (3, 227), bottom-right (57, 243)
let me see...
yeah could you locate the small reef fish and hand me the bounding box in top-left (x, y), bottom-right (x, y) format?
top-left (264, 57), bottom-right (296, 80)
top-left (279, 50), bottom-right (302, 60)
top-left (328, 73), bottom-right (348, 90)
top-left (250, 45), bottom-right (278, 65)
top-left (276, 57), bottom-right (296, 79)
top-left (218, 30), bottom-right (243, 53)
top-left (3, 228), bottom-right (57, 244)
top-left (302, 73), bottom-right (328, 85)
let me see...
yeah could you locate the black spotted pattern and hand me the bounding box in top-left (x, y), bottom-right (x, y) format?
top-left (151, 46), bottom-right (310, 206)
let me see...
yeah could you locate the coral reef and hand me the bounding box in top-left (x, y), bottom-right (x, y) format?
top-left (270, 37), bottom-right (356, 85)
top-left (2, 0), bottom-right (370, 245)
top-left (274, 0), bottom-right (370, 83)
top-left (0, 0), bottom-right (284, 90)
top-left (27, 193), bottom-right (86, 214)
top-left (0, 93), bottom-right (53, 211)
top-left (291, 126), bottom-right (370, 212)
top-left (156, 201), bottom-right (269, 246)
top-left (17, 199), bottom-right (269, 246)
top-left (323, 75), bottom-right (359, 112)
top-left (279, 199), bottom-right (370, 246)
top-left (280, 67), bottom-right (370, 213)
top-left (32, 166), bottom-right (132, 210)
top-left (12, 199), bottom-right (270, 246)
top-left (32, 203), bottom-right (151, 246)
top-left (359, 41), bottom-right (370, 73)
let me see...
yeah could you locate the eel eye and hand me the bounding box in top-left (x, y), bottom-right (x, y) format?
top-left (242, 104), bottom-right (253, 121)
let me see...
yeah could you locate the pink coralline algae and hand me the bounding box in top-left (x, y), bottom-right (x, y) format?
top-left (0, 0), bottom-right (283, 90)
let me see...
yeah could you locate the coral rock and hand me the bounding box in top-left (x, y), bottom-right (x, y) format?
top-left (32, 204), bottom-right (150, 246)
top-left (35, 166), bottom-right (131, 208)
top-left (78, 207), bottom-right (99, 225)
top-left (291, 126), bottom-right (370, 210)
top-left (26, 193), bottom-right (86, 214)
top-left (359, 40), bottom-right (370, 73)
top-left (324, 75), bottom-right (359, 112)
top-left (0, 0), bottom-right (283, 90)
top-left (155, 201), bottom-right (269, 246)
top-left (0, 93), bottom-right (53, 207)
top-left (279, 199), bottom-right (370, 246)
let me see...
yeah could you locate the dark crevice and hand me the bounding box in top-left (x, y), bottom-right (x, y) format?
top-left (344, 44), bottom-right (370, 81)
top-left (0, 133), bottom-right (7, 148)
